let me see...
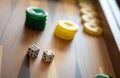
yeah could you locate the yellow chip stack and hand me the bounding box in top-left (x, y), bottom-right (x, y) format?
top-left (79, 1), bottom-right (103, 36)
top-left (54, 20), bottom-right (79, 40)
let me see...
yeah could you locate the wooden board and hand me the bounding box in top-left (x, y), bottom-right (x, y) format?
top-left (97, 0), bottom-right (120, 77)
top-left (0, 46), bottom-right (2, 77)
top-left (0, 0), bottom-right (116, 78)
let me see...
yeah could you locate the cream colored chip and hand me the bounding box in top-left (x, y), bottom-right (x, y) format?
top-left (80, 8), bottom-right (98, 17)
top-left (81, 14), bottom-right (100, 25)
top-left (83, 23), bottom-right (103, 36)
top-left (79, 2), bottom-right (96, 10)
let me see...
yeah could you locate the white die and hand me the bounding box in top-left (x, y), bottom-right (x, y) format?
top-left (42, 50), bottom-right (55, 62)
top-left (27, 44), bottom-right (40, 57)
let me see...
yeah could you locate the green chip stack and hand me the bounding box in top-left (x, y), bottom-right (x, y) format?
top-left (25, 7), bottom-right (48, 30)
top-left (95, 74), bottom-right (112, 78)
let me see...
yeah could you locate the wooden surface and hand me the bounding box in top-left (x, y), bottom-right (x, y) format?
top-left (99, 0), bottom-right (120, 50)
top-left (97, 0), bottom-right (120, 77)
top-left (0, 0), bottom-right (116, 78)
top-left (0, 46), bottom-right (2, 77)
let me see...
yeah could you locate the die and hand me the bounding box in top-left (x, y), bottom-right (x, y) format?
top-left (42, 50), bottom-right (55, 62)
top-left (27, 44), bottom-right (40, 57)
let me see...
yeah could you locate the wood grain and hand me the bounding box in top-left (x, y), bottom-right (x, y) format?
top-left (96, 0), bottom-right (120, 77)
top-left (0, 46), bottom-right (2, 77)
top-left (0, 0), bottom-right (116, 78)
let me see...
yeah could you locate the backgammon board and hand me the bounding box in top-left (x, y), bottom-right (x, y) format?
top-left (0, 0), bottom-right (116, 78)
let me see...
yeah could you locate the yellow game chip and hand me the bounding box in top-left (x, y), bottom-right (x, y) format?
top-left (83, 23), bottom-right (103, 36)
top-left (54, 26), bottom-right (75, 40)
top-left (54, 30), bottom-right (73, 40)
top-left (57, 20), bottom-right (79, 32)
top-left (54, 20), bottom-right (79, 40)
top-left (55, 26), bottom-right (75, 36)
top-left (55, 25), bottom-right (76, 35)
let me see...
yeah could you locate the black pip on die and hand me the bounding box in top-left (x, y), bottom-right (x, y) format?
top-left (27, 44), bottom-right (40, 57)
top-left (42, 50), bottom-right (55, 62)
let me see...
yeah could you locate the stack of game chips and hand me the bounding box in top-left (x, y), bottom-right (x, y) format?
top-left (78, 1), bottom-right (103, 36)
top-left (54, 20), bottom-right (79, 40)
top-left (25, 7), bottom-right (48, 30)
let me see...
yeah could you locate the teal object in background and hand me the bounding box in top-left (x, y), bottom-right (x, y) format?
top-left (95, 74), bottom-right (112, 78)
top-left (25, 7), bottom-right (48, 30)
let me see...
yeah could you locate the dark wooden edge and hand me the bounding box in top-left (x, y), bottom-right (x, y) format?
top-left (95, 0), bottom-right (120, 77)
top-left (117, 0), bottom-right (120, 7)
top-left (98, 0), bottom-right (120, 50)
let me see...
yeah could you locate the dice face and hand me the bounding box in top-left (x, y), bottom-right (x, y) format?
top-left (42, 50), bottom-right (55, 62)
top-left (27, 44), bottom-right (40, 57)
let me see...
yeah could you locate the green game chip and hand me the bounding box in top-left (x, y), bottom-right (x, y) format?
top-left (95, 74), bottom-right (112, 78)
top-left (25, 16), bottom-right (47, 30)
top-left (26, 7), bottom-right (48, 20)
top-left (25, 7), bottom-right (48, 30)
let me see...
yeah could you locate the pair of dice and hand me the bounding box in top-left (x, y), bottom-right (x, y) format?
top-left (27, 44), bottom-right (54, 62)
